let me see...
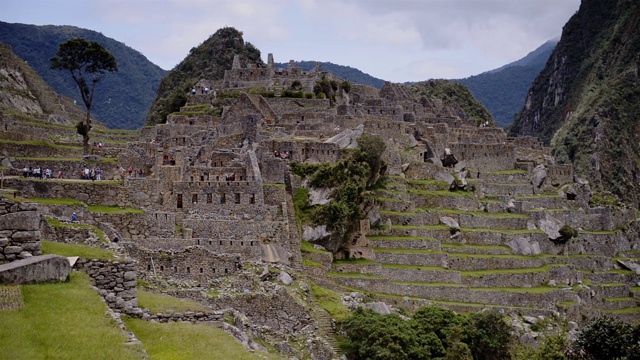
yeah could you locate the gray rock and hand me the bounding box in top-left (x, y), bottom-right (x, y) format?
top-left (308, 187), bottom-right (331, 206)
top-left (435, 171), bottom-right (455, 187)
top-left (538, 214), bottom-right (563, 240)
top-left (0, 254), bottom-right (70, 284)
top-left (523, 316), bottom-right (538, 324)
top-left (302, 225), bottom-right (330, 242)
top-left (0, 157), bottom-right (11, 168)
top-left (278, 271), bottom-right (293, 286)
top-left (511, 319), bottom-right (524, 332)
top-left (439, 216), bottom-right (459, 229)
top-left (361, 301), bottom-right (392, 315)
top-left (507, 237), bottom-right (541, 255)
top-left (0, 211), bottom-right (40, 231)
top-left (4, 246), bottom-right (22, 254)
top-left (531, 164), bottom-right (547, 188)
top-left (324, 124), bottom-right (364, 149)
top-left (617, 259), bottom-right (640, 275)
top-left (401, 163), bottom-right (410, 172)
top-left (10, 231), bottom-right (41, 243)
top-left (367, 207), bottom-right (381, 227)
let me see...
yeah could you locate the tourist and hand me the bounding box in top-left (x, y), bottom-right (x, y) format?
top-left (128, 165), bottom-right (133, 178)
top-left (84, 168), bottom-right (90, 180)
top-left (57, 170), bottom-right (63, 179)
top-left (140, 169), bottom-right (145, 178)
top-left (22, 166), bottom-right (28, 178)
top-left (98, 142), bottom-right (103, 149)
top-left (96, 168), bottom-right (102, 181)
top-left (71, 212), bottom-right (77, 222)
top-left (90, 168), bottom-right (96, 181)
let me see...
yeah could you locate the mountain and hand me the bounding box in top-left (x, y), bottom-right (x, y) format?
top-left (455, 40), bottom-right (557, 127)
top-left (276, 61), bottom-right (385, 89)
top-left (510, 0), bottom-right (640, 207)
top-left (0, 21), bottom-right (166, 129)
top-left (146, 27), bottom-right (263, 125)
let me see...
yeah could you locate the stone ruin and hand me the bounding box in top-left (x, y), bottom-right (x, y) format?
top-left (2, 51), bottom-right (640, 358)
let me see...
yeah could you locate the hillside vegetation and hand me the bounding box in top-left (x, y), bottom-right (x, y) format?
top-left (0, 21), bottom-right (166, 129)
top-left (509, 0), bottom-right (640, 207)
top-left (146, 27), bottom-right (262, 125)
top-left (407, 80), bottom-right (494, 125)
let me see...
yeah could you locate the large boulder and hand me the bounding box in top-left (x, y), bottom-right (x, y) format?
top-left (0, 211), bottom-right (40, 231)
top-left (531, 165), bottom-right (547, 189)
top-left (507, 237), bottom-right (541, 255)
top-left (0, 254), bottom-right (70, 284)
top-left (361, 301), bottom-right (392, 315)
top-left (617, 259), bottom-right (640, 275)
top-left (435, 171), bottom-right (455, 188)
top-left (324, 124), bottom-right (364, 149)
top-left (302, 225), bottom-right (330, 242)
top-left (538, 214), bottom-right (563, 240)
top-left (439, 216), bottom-right (459, 230)
top-left (308, 187), bottom-right (331, 206)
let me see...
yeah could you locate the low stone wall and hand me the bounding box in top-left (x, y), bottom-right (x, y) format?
top-left (76, 258), bottom-right (138, 310)
top-left (0, 197), bottom-right (42, 260)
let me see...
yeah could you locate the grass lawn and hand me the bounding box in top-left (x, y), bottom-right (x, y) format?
top-left (137, 288), bottom-right (209, 314)
top-left (16, 196), bottom-right (86, 206)
top-left (88, 205), bottom-right (144, 214)
top-left (300, 240), bottom-right (329, 254)
top-left (0, 272), bottom-right (144, 360)
top-left (42, 240), bottom-right (116, 260)
top-left (45, 217), bottom-right (108, 243)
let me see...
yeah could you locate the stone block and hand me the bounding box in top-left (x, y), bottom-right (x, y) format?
top-left (0, 254), bottom-right (70, 284)
top-left (11, 230), bottom-right (41, 243)
top-left (0, 211), bottom-right (40, 231)
top-left (4, 246), bottom-right (22, 254)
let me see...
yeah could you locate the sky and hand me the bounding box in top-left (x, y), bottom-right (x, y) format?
top-left (1, 0), bottom-right (581, 82)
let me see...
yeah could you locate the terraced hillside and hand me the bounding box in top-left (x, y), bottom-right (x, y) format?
top-left (305, 167), bottom-right (640, 320)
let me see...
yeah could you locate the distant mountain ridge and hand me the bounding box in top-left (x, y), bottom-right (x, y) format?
top-left (455, 39), bottom-right (558, 127)
top-left (0, 21), bottom-right (166, 129)
top-left (275, 61), bottom-right (385, 89)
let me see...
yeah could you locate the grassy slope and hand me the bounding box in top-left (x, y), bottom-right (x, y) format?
top-left (0, 272), bottom-right (144, 360)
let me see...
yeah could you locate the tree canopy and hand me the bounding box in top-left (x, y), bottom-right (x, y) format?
top-left (51, 38), bottom-right (117, 152)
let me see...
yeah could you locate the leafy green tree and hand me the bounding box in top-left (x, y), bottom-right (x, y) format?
top-left (467, 310), bottom-right (513, 360)
top-left (50, 38), bottom-right (117, 153)
top-left (355, 133), bottom-right (386, 188)
top-left (574, 316), bottom-right (638, 360)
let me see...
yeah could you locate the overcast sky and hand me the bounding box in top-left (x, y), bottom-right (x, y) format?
top-left (1, 0), bottom-right (581, 82)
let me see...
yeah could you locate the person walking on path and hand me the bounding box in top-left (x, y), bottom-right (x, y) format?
top-left (71, 212), bottom-right (77, 222)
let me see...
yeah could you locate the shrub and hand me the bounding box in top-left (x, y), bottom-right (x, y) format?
top-left (556, 225), bottom-right (578, 243)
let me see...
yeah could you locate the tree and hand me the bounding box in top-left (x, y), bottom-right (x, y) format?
top-left (50, 38), bottom-right (117, 153)
top-left (467, 310), bottom-right (513, 360)
top-left (574, 316), bottom-right (638, 360)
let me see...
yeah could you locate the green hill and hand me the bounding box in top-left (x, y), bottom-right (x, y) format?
top-left (0, 21), bottom-right (166, 129)
top-left (146, 27), bottom-right (262, 125)
top-left (509, 0), bottom-right (640, 207)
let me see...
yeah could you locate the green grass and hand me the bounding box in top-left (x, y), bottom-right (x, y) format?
top-left (310, 282), bottom-right (350, 322)
top-left (602, 307), bottom-right (640, 314)
top-left (470, 286), bottom-right (556, 294)
top-left (301, 240), bottom-right (329, 254)
top-left (302, 257), bottom-right (323, 267)
top-left (367, 235), bottom-right (437, 241)
top-left (379, 210), bottom-right (418, 216)
top-left (604, 297), bottom-right (636, 302)
top-left (460, 227), bottom-right (543, 234)
top-left (332, 258), bottom-right (377, 265)
top-left (0, 272), bottom-right (144, 359)
top-left (88, 205), bottom-right (144, 214)
top-left (392, 281), bottom-right (463, 287)
top-left (124, 317), bottom-right (279, 360)
top-left (461, 264), bottom-right (560, 277)
top-left (46, 217), bottom-right (108, 243)
top-left (327, 272), bottom-right (383, 279)
top-left (516, 194), bottom-right (560, 199)
top-left (441, 243), bottom-right (513, 251)
top-left (16, 196), bottom-right (86, 206)
top-left (42, 240), bottom-right (115, 260)
top-left (417, 208), bottom-right (530, 219)
top-left (631, 287), bottom-right (640, 292)
top-left (381, 263), bottom-right (448, 271)
top-left (391, 224), bottom-right (450, 230)
top-left (137, 289), bottom-right (209, 314)
top-left (0, 138), bottom-right (82, 149)
top-left (372, 248), bottom-right (443, 254)
top-left (557, 301), bottom-right (579, 306)
top-left (407, 189), bottom-right (474, 197)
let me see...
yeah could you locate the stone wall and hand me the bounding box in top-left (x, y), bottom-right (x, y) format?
top-left (76, 257), bottom-right (138, 310)
top-left (0, 197), bottom-right (42, 260)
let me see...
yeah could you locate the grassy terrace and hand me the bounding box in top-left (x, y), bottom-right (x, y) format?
top-left (391, 224), bottom-right (450, 230)
top-left (486, 169), bottom-right (528, 175)
top-left (392, 281), bottom-right (463, 287)
top-left (46, 217), bottom-right (108, 243)
top-left (310, 282), bottom-right (350, 322)
top-left (15, 196), bottom-right (85, 206)
top-left (88, 205), bottom-right (144, 214)
top-left (379, 210), bottom-right (418, 216)
top-left (516, 193), bottom-right (561, 199)
top-left (372, 248), bottom-right (443, 254)
top-left (0, 272), bottom-right (144, 359)
top-left (42, 240), bottom-right (116, 260)
top-left (417, 208), bottom-right (530, 218)
top-left (441, 243), bottom-right (513, 252)
top-left (459, 227), bottom-right (543, 234)
top-left (470, 286), bottom-right (556, 294)
top-left (302, 257), bottom-right (323, 267)
top-left (137, 289), bottom-right (209, 314)
top-left (460, 264), bottom-right (562, 277)
top-left (332, 258), bottom-right (377, 265)
top-left (604, 297), bottom-right (636, 302)
top-left (301, 240), bottom-right (330, 254)
top-left (327, 272), bottom-right (383, 279)
top-left (381, 263), bottom-right (448, 271)
top-left (0, 138), bottom-right (82, 149)
top-left (407, 189), bottom-right (474, 197)
top-left (367, 235), bottom-right (437, 241)
top-left (601, 307), bottom-right (640, 314)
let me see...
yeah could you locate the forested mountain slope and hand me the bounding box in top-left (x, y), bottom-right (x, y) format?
top-left (510, 0), bottom-right (640, 207)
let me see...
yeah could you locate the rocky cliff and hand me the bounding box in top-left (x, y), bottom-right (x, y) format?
top-left (0, 42), bottom-right (86, 125)
top-left (510, 0), bottom-right (640, 207)
top-left (146, 27), bottom-right (263, 125)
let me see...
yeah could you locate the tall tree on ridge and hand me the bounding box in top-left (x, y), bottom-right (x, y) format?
top-left (51, 38), bottom-right (117, 153)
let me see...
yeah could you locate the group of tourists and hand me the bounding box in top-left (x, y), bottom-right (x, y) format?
top-left (119, 166), bottom-right (145, 179)
top-left (273, 151), bottom-right (290, 160)
top-left (82, 167), bottom-right (104, 181)
top-left (22, 166), bottom-right (61, 179)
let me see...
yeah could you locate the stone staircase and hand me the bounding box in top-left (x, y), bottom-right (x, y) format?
top-left (309, 300), bottom-right (340, 354)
